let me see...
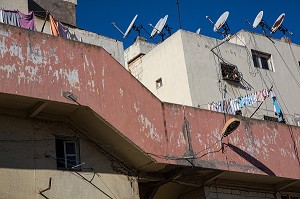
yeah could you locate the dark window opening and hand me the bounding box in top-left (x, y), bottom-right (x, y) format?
top-left (156, 78), bottom-right (163, 89)
top-left (55, 138), bottom-right (80, 170)
top-left (220, 63), bottom-right (242, 82)
top-left (263, 115), bottom-right (278, 122)
top-left (251, 50), bottom-right (272, 71)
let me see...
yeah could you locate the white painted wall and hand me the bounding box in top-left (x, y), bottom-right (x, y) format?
top-left (128, 29), bottom-right (300, 125)
top-left (0, 0), bottom-right (28, 13)
top-left (130, 30), bottom-right (193, 106)
top-left (124, 37), bottom-right (157, 69)
top-left (34, 17), bottom-right (125, 66)
top-left (0, 114), bottom-right (139, 199)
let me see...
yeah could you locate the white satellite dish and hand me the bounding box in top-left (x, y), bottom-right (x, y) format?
top-left (253, 11), bottom-right (263, 28)
top-left (157, 15), bottom-right (168, 34)
top-left (196, 28), bottom-right (201, 34)
top-left (150, 18), bottom-right (162, 38)
top-left (214, 11), bottom-right (229, 32)
top-left (271, 13), bottom-right (285, 33)
top-left (124, 14), bottom-right (138, 38)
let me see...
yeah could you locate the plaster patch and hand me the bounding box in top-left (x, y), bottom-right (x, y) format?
top-left (9, 43), bottom-right (23, 62)
top-left (64, 69), bottom-right (80, 90)
top-left (138, 114), bottom-right (161, 142)
top-left (134, 103), bottom-right (140, 112)
top-left (0, 30), bottom-right (9, 37)
top-left (119, 88), bottom-right (124, 97)
top-left (0, 64), bottom-right (16, 78)
top-left (27, 44), bottom-right (43, 65)
top-left (177, 132), bottom-right (186, 147)
top-left (102, 66), bottom-right (105, 91)
top-left (25, 65), bottom-right (42, 83)
top-left (0, 37), bottom-right (8, 58)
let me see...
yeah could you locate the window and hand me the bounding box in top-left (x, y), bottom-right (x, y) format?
top-left (252, 50), bottom-right (273, 71)
top-left (281, 195), bottom-right (299, 199)
top-left (56, 138), bottom-right (80, 169)
top-left (156, 78), bottom-right (163, 89)
top-left (220, 63), bottom-right (242, 82)
top-left (264, 115), bottom-right (278, 122)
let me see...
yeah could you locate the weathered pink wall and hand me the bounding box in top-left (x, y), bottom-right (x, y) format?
top-left (0, 23), bottom-right (299, 179)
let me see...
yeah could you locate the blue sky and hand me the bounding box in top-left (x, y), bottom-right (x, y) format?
top-left (77, 1), bottom-right (299, 48)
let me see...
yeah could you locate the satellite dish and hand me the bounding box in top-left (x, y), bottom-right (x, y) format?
top-left (124, 14), bottom-right (138, 38)
top-left (149, 15), bottom-right (171, 41)
top-left (157, 15), bottom-right (168, 34)
top-left (214, 11), bottom-right (229, 32)
top-left (196, 28), bottom-right (201, 34)
top-left (271, 13), bottom-right (285, 33)
top-left (253, 11), bottom-right (263, 28)
top-left (150, 18), bottom-right (162, 38)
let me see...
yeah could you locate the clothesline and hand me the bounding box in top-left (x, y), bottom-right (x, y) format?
top-left (0, 9), bottom-right (82, 42)
top-left (207, 88), bottom-right (271, 115)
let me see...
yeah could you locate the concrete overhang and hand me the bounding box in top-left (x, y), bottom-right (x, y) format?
top-left (0, 92), bottom-right (164, 173)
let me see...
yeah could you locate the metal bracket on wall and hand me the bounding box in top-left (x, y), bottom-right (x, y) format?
top-left (39, 177), bottom-right (52, 199)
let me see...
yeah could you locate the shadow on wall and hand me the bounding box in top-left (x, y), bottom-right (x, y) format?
top-left (227, 143), bottom-right (276, 176)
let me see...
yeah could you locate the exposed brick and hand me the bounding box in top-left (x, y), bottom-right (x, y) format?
top-left (209, 187), bottom-right (217, 193)
top-left (249, 191), bottom-right (257, 197)
top-left (240, 190), bottom-right (249, 196)
top-left (217, 188), bottom-right (223, 193)
top-left (232, 189), bottom-right (241, 195)
top-left (223, 189), bottom-right (232, 194)
top-left (257, 192), bottom-right (266, 198)
top-left (266, 193), bottom-right (275, 198)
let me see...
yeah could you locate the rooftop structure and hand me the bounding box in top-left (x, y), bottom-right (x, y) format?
top-left (0, 1), bottom-right (299, 199)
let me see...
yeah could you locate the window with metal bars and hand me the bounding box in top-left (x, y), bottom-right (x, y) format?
top-left (55, 138), bottom-right (80, 170)
top-left (252, 50), bottom-right (273, 71)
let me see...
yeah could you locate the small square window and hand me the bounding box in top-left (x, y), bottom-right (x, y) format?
top-left (56, 138), bottom-right (80, 170)
top-left (252, 50), bottom-right (273, 71)
top-left (156, 78), bottom-right (163, 89)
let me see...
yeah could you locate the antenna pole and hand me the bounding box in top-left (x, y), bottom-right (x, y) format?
top-left (111, 22), bottom-right (125, 36)
top-left (176, 0), bottom-right (182, 29)
top-left (139, 25), bottom-right (151, 36)
top-left (206, 16), bottom-right (214, 25)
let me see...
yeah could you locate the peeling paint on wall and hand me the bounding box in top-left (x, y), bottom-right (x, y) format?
top-left (138, 114), bottom-right (161, 142)
top-left (0, 64), bottom-right (16, 78)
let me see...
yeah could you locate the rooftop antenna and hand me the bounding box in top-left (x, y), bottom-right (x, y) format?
top-left (149, 15), bottom-right (172, 41)
top-left (206, 11), bottom-right (230, 38)
top-left (149, 18), bottom-right (163, 38)
top-left (176, 0), bottom-right (182, 29)
top-left (112, 14), bottom-right (150, 39)
top-left (245, 11), bottom-right (274, 43)
top-left (270, 13), bottom-right (293, 37)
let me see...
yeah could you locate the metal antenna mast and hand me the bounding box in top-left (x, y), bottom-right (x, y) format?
top-left (176, 0), bottom-right (182, 29)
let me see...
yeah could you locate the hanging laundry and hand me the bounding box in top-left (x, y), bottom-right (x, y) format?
top-left (0, 10), bottom-right (3, 23)
top-left (18, 11), bottom-right (36, 31)
top-left (270, 91), bottom-right (285, 123)
top-left (2, 10), bottom-right (20, 27)
top-left (68, 30), bottom-right (79, 41)
top-left (49, 14), bottom-right (59, 36)
top-left (207, 87), bottom-right (271, 115)
top-left (58, 21), bottom-right (69, 39)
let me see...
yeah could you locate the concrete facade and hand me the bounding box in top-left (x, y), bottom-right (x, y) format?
top-left (0, 22), bottom-right (299, 198)
top-left (0, 115), bottom-right (139, 199)
top-left (125, 29), bottom-right (300, 126)
top-left (0, 0), bottom-right (28, 13)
